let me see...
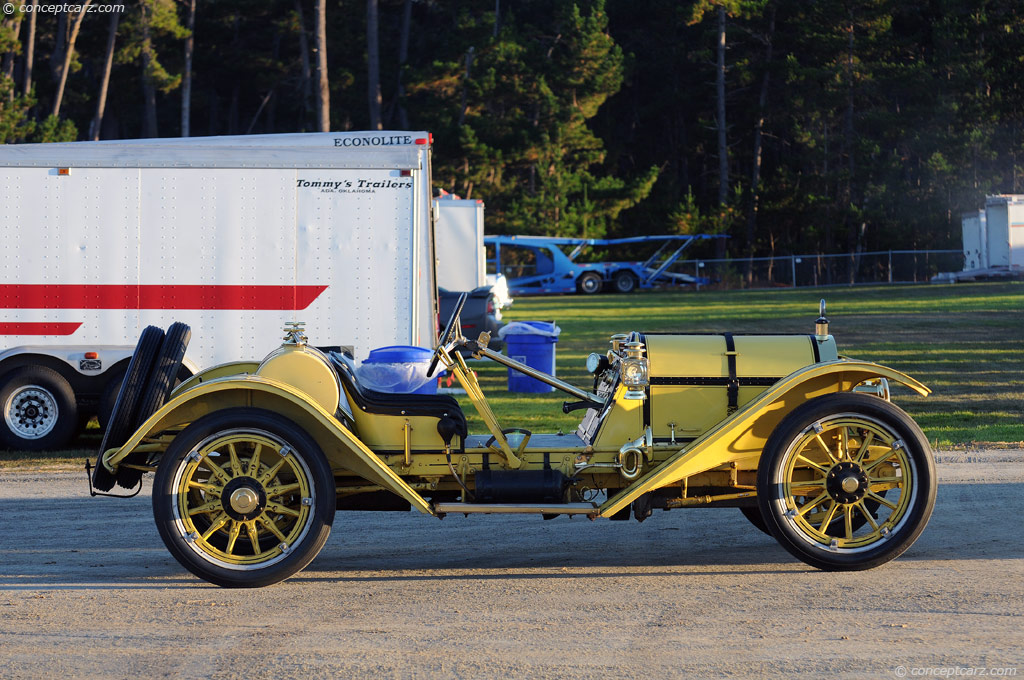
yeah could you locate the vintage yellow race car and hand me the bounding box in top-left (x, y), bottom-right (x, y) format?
top-left (90, 299), bottom-right (936, 588)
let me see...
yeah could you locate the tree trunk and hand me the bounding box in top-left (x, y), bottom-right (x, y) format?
top-left (457, 46), bottom-right (475, 127)
top-left (744, 6), bottom-right (775, 283)
top-left (140, 2), bottom-right (158, 137)
top-left (314, 0), bottom-right (329, 132)
top-left (89, 8), bottom-right (120, 141)
top-left (367, 0), bottom-right (382, 129)
top-left (1, 15), bottom-right (21, 87)
top-left (49, 11), bottom-right (67, 81)
top-left (716, 5), bottom-right (728, 208)
top-left (295, 0), bottom-right (313, 130)
top-left (181, 0), bottom-right (196, 137)
top-left (52, 0), bottom-right (94, 118)
top-left (388, 0), bottom-right (411, 128)
top-left (22, 0), bottom-right (36, 95)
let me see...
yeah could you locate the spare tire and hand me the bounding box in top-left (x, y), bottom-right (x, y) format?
top-left (92, 326), bottom-right (164, 492)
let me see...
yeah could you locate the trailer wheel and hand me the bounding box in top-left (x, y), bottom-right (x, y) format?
top-left (0, 366), bottom-right (78, 450)
top-left (93, 326), bottom-right (164, 491)
top-left (153, 408), bottom-right (335, 588)
top-left (612, 271), bottom-right (637, 293)
top-left (756, 393), bottom-right (936, 571)
top-left (577, 272), bottom-right (603, 295)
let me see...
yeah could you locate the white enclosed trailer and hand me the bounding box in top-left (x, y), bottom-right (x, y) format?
top-left (434, 196), bottom-right (486, 292)
top-left (984, 194), bottom-right (1024, 268)
top-left (0, 131), bottom-right (438, 449)
top-left (961, 209), bottom-right (988, 270)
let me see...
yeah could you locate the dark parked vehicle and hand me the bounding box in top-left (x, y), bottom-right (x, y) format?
top-left (438, 286), bottom-right (504, 350)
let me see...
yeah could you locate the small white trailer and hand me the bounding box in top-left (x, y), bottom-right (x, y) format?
top-left (434, 195), bottom-right (486, 292)
top-left (984, 194), bottom-right (1024, 268)
top-left (0, 131), bottom-right (438, 449)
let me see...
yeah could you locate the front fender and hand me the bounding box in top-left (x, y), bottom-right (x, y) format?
top-left (103, 375), bottom-right (434, 515)
top-left (599, 359), bottom-right (928, 518)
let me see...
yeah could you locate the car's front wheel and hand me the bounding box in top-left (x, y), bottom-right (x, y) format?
top-left (756, 393), bottom-right (936, 571)
top-left (153, 408), bottom-right (335, 587)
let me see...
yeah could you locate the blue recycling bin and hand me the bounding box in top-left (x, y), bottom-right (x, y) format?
top-left (359, 345), bottom-right (439, 394)
top-left (501, 321), bottom-right (560, 393)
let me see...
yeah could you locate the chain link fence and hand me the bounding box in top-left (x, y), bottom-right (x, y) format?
top-left (671, 250), bottom-right (964, 290)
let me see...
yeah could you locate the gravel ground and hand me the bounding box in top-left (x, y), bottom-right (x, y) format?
top-left (1, 449), bottom-right (1022, 679)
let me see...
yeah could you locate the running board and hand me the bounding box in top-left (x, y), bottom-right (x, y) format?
top-left (434, 502), bottom-right (598, 516)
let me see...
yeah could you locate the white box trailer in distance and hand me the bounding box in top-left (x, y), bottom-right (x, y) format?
top-left (0, 131), bottom-right (438, 450)
top-left (434, 195), bottom-right (486, 292)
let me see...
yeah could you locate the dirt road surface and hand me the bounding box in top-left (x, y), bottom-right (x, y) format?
top-left (1, 450), bottom-right (1022, 679)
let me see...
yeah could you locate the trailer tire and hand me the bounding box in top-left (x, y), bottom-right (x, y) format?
top-left (0, 366), bottom-right (78, 451)
top-left (576, 272), bottom-right (603, 295)
top-left (612, 271), bottom-right (638, 293)
top-left (98, 365), bottom-right (128, 431)
top-left (93, 326), bottom-right (164, 491)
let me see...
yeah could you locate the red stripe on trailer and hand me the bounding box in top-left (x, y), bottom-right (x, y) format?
top-left (0, 322), bottom-right (83, 335)
top-left (0, 285), bottom-right (328, 310)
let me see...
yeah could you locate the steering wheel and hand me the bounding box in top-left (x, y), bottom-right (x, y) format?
top-left (428, 292), bottom-right (469, 378)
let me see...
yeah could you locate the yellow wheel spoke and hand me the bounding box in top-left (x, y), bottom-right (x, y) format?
top-left (868, 490), bottom-right (898, 511)
top-left (258, 457), bottom-right (287, 486)
top-left (265, 482), bottom-right (301, 498)
top-left (818, 501), bottom-right (839, 531)
top-left (187, 499), bottom-right (221, 516)
top-left (796, 455), bottom-right (830, 476)
top-left (797, 491), bottom-right (830, 518)
top-left (814, 434), bottom-right (840, 464)
top-left (187, 480), bottom-right (221, 493)
top-left (225, 521), bottom-right (242, 555)
top-left (854, 432), bottom-right (875, 464)
top-left (245, 443), bottom-right (262, 477)
top-left (855, 500), bottom-right (879, 531)
top-left (864, 451), bottom-right (896, 474)
top-left (266, 502), bottom-right (301, 518)
top-left (204, 457), bottom-right (232, 484)
top-left (201, 512), bottom-right (230, 541)
top-left (869, 476), bottom-right (901, 484)
top-left (228, 443), bottom-right (243, 477)
top-left (840, 427), bottom-right (850, 461)
top-left (844, 506), bottom-right (854, 540)
top-left (245, 521), bottom-right (261, 554)
top-left (790, 480), bottom-right (826, 493)
top-left (259, 514), bottom-right (288, 542)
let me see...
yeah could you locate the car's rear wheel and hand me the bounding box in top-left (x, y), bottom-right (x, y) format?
top-left (153, 408), bottom-right (335, 588)
top-left (756, 393), bottom-right (935, 571)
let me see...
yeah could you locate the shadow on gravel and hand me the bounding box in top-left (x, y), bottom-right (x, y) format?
top-left (0, 482), bottom-right (1019, 588)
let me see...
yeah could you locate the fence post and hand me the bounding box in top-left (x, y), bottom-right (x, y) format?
top-left (791, 255), bottom-right (797, 287)
top-left (888, 250), bottom-right (893, 284)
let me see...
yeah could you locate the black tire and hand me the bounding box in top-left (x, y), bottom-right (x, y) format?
top-left (756, 393), bottom-right (936, 571)
top-left (135, 322), bottom-right (191, 428)
top-left (612, 271), bottom-right (637, 294)
top-left (0, 366), bottom-right (78, 450)
top-left (577, 271), bottom-right (602, 295)
top-left (93, 326), bottom-right (164, 491)
top-left (98, 364), bottom-right (128, 431)
top-left (153, 408), bottom-right (335, 588)
top-left (739, 506), bottom-right (771, 535)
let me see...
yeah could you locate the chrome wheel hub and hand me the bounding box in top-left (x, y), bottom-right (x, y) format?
top-left (4, 385), bottom-right (58, 439)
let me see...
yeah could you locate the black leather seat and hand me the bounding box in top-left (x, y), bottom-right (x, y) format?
top-left (328, 351), bottom-right (468, 440)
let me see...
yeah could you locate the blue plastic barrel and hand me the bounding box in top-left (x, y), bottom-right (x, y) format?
top-left (503, 321), bottom-right (559, 393)
top-left (362, 345), bottom-right (438, 394)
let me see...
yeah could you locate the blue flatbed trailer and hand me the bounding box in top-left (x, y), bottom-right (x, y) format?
top-left (484, 234), bottom-right (726, 296)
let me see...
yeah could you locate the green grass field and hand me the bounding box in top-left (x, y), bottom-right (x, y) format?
top-left (2, 281), bottom-right (1021, 470)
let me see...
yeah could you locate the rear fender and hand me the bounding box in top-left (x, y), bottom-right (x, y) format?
top-left (103, 375), bottom-right (433, 515)
top-left (599, 359), bottom-right (929, 517)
